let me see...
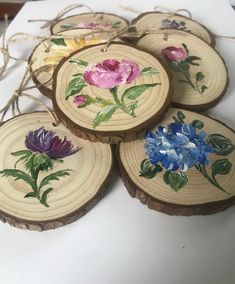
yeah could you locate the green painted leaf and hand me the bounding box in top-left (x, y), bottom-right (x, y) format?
top-left (180, 62), bottom-right (190, 71)
top-left (196, 72), bottom-right (205, 81)
top-left (40, 188), bottom-right (53, 208)
top-left (69, 59), bottom-right (88, 67)
top-left (39, 169), bottom-right (71, 190)
top-left (25, 154), bottom-right (55, 173)
top-left (0, 169), bottom-right (37, 192)
top-left (93, 105), bottom-right (119, 128)
top-left (169, 61), bottom-right (181, 72)
top-left (141, 67), bottom-right (159, 76)
top-left (163, 171), bottom-right (188, 191)
top-left (65, 76), bottom-right (87, 99)
top-left (178, 111), bottom-right (186, 121)
top-left (122, 83), bottom-right (160, 101)
top-left (11, 150), bottom-right (32, 157)
top-left (186, 55), bottom-right (201, 63)
top-left (206, 133), bottom-right (234, 156)
top-left (51, 38), bottom-right (66, 46)
top-left (128, 101), bottom-right (138, 116)
top-left (201, 85), bottom-right (208, 93)
top-left (24, 192), bottom-right (38, 198)
top-left (182, 43), bottom-right (189, 54)
top-left (139, 159), bottom-right (162, 179)
top-left (190, 119), bottom-right (204, 129)
top-left (212, 159), bottom-right (232, 176)
top-left (60, 24), bottom-right (74, 29)
top-left (112, 21), bottom-right (121, 28)
top-left (180, 21), bottom-right (186, 26)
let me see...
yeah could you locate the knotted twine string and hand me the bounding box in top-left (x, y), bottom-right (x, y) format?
top-left (0, 15), bottom-right (27, 79)
top-left (0, 66), bottom-right (59, 126)
top-left (27, 3), bottom-right (96, 29)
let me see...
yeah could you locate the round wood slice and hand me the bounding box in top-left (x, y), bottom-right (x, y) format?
top-left (51, 12), bottom-right (129, 34)
top-left (137, 30), bottom-right (229, 111)
top-left (52, 42), bottom-right (173, 144)
top-left (117, 108), bottom-right (235, 216)
top-left (132, 12), bottom-right (215, 46)
top-left (29, 29), bottom-right (110, 98)
top-left (0, 112), bottom-right (113, 231)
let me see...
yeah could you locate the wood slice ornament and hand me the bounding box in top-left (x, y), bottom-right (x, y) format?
top-left (29, 29), bottom-right (111, 98)
top-left (132, 12), bottom-right (215, 46)
top-left (50, 12), bottom-right (129, 34)
top-left (137, 30), bottom-right (229, 111)
top-left (52, 42), bottom-right (173, 144)
top-left (117, 108), bottom-right (235, 216)
top-left (0, 112), bottom-right (113, 231)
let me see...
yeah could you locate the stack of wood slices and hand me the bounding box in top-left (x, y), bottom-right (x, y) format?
top-left (0, 9), bottom-right (234, 231)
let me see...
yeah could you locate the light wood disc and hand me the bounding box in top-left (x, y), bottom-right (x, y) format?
top-left (118, 108), bottom-right (235, 215)
top-left (137, 30), bottom-right (229, 110)
top-left (53, 42), bottom-right (173, 144)
top-left (51, 12), bottom-right (129, 34)
top-left (29, 29), bottom-right (109, 98)
top-left (132, 12), bottom-right (215, 46)
top-left (0, 112), bottom-right (113, 231)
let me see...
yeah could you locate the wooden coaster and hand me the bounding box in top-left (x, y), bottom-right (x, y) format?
top-left (51, 12), bottom-right (129, 34)
top-left (137, 30), bottom-right (229, 111)
top-left (52, 42), bottom-right (173, 144)
top-left (118, 108), bottom-right (235, 216)
top-left (132, 12), bottom-right (215, 46)
top-left (29, 29), bottom-right (110, 98)
top-left (0, 112), bottom-right (113, 231)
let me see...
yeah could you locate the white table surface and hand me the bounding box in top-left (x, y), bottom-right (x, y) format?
top-left (0, 1), bottom-right (235, 284)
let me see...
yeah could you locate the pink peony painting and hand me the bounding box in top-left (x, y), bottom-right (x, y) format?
top-left (65, 58), bottom-right (161, 128)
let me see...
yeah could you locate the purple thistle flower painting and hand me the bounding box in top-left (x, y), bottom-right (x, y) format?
top-left (25, 127), bottom-right (79, 159)
top-left (0, 127), bottom-right (80, 207)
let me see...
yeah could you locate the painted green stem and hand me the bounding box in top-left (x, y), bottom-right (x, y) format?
top-left (183, 71), bottom-right (197, 91)
top-left (194, 164), bottom-right (230, 195)
top-left (110, 87), bottom-right (136, 117)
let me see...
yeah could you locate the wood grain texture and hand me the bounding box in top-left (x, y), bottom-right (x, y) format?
top-left (137, 30), bottom-right (229, 111)
top-left (51, 12), bottom-right (129, 35)
top-left (52, 42), bottom-right (173, 144)
top-left (132, 11), bottom-right (215, 46)
top-left (117, 108), bottom-right (235, 216)
top-left (0, 112), bottom-right (113, 231)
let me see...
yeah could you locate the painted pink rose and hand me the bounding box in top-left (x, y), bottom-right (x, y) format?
top-left (76, 22), bottom-right (112, 30)
top-left (161, 46), bottom-right (187, 62)
top-left (73, 95), bottom-right (87, 107)
top-left (84, 59), bottom-right (141, 89)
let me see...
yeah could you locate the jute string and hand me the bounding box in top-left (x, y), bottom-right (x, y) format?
top-left (27, 3), bottom-right (96, 29)
top-left (0, 66), bottom-right (59, 125)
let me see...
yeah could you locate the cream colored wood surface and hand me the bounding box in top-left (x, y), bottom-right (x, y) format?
top-left (119, 108), bottom-right (235, 205)
top-left (138, 30), bottom-right (228, 108)
top-left (55, 43), bottom-right (171, 132)
top-left (0, 112), bottom-right (112, 222)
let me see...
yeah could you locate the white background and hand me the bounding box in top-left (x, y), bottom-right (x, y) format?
top-left (0, 1), bottom-right (235, 284)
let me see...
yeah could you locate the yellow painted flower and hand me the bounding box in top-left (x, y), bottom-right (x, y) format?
top-left (44, 37), bottom-right (104, 66)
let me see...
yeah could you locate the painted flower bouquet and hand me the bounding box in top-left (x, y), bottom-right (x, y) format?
top-left (140, 111), bottom-right (234, 193)
top-left (161, 44), bottom-right (208, 95)
top-left (161, 18), bottom-right (190, 32)
top-left (66, 58), bottom-right (160, 128)
top-left (0, 128), bottom-right (80, 207)
top-left (60, 21), bottom-right (121, 31)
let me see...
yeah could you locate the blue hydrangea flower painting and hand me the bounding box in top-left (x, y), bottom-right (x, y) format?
top-left (0, 127), bottom-right (80, 207)
top-left (140, 111), bottom-right (234, 193)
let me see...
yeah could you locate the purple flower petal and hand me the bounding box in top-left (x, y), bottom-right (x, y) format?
top-left (25, 127), bottom-right (80, 159)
